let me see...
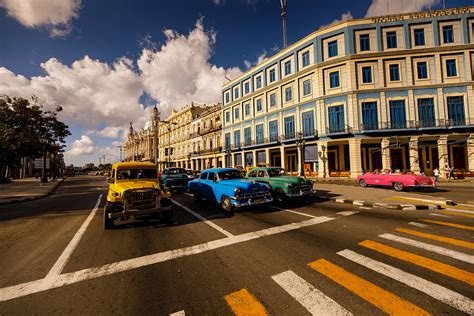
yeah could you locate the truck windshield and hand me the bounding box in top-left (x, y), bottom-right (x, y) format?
top-left (116, 169), bottom-right (157, 180)
top-left (268, 168), bottom-right (287, 177)
top-left (218, 170), bottom-right (243, 180)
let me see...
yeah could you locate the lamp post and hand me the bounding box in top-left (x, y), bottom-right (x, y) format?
top-left (40, 138), bottom-right (48, 183)
top-left (318, 144), bottom-right (328, 179)
top-left (296, 132), bottom-right (306, 176)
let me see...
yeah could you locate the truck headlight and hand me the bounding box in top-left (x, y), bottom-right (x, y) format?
top-left (152, 190), bottom-right (160, 197)
top-left (123, 191), bottom-right (131, 199)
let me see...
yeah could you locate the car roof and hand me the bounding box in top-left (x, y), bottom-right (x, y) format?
top-left (113, 162), bottom-right (156, 169)
top-left (248, 167), bottom-right (279, 171)
top-left (200, 168), bottom-right (238, 173)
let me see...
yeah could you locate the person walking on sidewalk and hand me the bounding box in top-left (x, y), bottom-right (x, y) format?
top-left (448, 165), bottom-right (456, 180)
top-left (433, 167), bottom-right (439, 183)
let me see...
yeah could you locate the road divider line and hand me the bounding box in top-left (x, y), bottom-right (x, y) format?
top-left (437, 210), bottom-right (474, 218)
top-left (420, 220), bottom-right (474, 231)
top-left (359, 240), bottom-right (474, 286)
top-left (337, 249), bottom-right (474, 314)
top-left (379, 233), bottom-right (474, 264)
top-left (408, 222), bottom-right (429, 228)
top-left (224, 288), bottom-right (268, 316)
top-left (308, 259), bottom-right (429, 315)
top-left (445, 208), bottom-right (474, 214)
top-left (396, 228), bottom-right (474, 250)
top-left (266, 205), bottom-right (317, 218)
top-left (271, 270), bottom-right (352, 315)
top-left (46, 194), bottom-right (103, 278)
top-left (171, 199), bottom-right (234, 237)
top-left (337, 211), bottom-right (359, 216)
top-left (429, 213), bottom-right (450, 218)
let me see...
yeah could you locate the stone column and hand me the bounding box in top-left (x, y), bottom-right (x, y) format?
top-left (252, 150), bottom-right (257, 167)
top-left (241, 150), bottom-right (246, 167)
top-left (265, 148), bottom-right (271, 166)
top-left (409, 136), bottom-right (421, 174)
top-left (438, 135), bottom-right (449, 179)
top-left (381, 138), bottom-right (391, 171)
top-left (280, 147), bottom-right (286, 170)
top-left (348, 138), bottom-right (362, 178)
top-left (468, 134), bottom-right (474, 173)
top-left (317, 141), bottom-right (328, 178)
top-left (297, 145), bottom-right (303, 176)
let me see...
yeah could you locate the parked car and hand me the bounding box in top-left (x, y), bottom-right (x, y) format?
top-left (357, 172), bottom-right (436, 191)
top-left (161, 167), bottom-right (190, 192)
top-left (104, 162), bottom-right (173, 229)
top-left (185, 169), bottom-right (197, 181)
top-left (246, 167), bottom-right (314, 202)
top-left (188, 168), bottom-right (273, 212)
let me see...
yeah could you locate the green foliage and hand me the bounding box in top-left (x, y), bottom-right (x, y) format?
top-left (0, 95), bottom-right (71, 168)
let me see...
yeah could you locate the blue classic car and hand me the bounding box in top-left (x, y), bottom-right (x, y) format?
top-left (188, 168), bottom-right (273, 212)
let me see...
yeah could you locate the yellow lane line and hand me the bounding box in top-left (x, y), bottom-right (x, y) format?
top-left (308, 259), bottom-right (430, 316)
top-left (360, 240), bottom-right (474, 286)
top-left (385, 196), bottom-right (443, 205)
top-left (421, 220), bottom-right (474, 231)
top-left (437, 210), bottom-right (474, 218)
top-left (396, 228), bottom-right (474, 250)
top-left (224, 288), bottom-right (268, 316)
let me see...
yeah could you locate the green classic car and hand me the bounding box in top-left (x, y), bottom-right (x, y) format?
top-left (246, 167), bottom-right (314, 202)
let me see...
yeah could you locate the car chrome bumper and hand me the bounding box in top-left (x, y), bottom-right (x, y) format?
top-left (108, 205), bottom-right (172, 220)
top-left (287, 189), bottom-right (313, 198)
top-left (231, 195), bottom-right (273, 208)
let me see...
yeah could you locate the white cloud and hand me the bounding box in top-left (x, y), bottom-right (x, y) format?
top-left (365, 0), bottom-right (439, 17)
top-left (95, 127), bottom-right (125, 139)
top-left (243, 50), bottom-right (268, 70)
top-left (212, 0), bottom-right (221, 5)
top-left (320, 11), bottom-right (353, 29)
top-left (0, 0), bottom-right (81, 37)
top-left (65, 135), bottom-right (97, 156)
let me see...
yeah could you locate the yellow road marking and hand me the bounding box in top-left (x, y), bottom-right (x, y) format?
top-left (396, 228), bottom-right (474, 250)
top-left (437, 210), bottom-right (474, 218)
top-left (386, 196), bottom-right (443, 205)
top-left (452, 204), bottom-right (474, 211)
top-left (308, 259), bottom-right (430, 315)
top-left (224, 288), bottom-right (268, 316)
top-left (421, 220), bottom-right (474, 231)
top-left (360, 240), bottom-right (474, 286)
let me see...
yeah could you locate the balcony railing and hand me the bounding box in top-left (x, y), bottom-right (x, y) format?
top-left (302, 129), bottom-right (319, 138)
top-left (198, 123), bottom-right (222, 135)
top-left (326, 125), bottom-right (353, 135)
top-left (280, 132), bottom-right (295, 141)
top-left (357, 119), bottom-right (473, 132)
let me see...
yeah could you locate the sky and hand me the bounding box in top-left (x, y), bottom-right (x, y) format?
top-left (0, 0), bottom-right (472, 166)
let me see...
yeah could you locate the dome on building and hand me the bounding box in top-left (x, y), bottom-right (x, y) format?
top-left (144, 120), bottom-right (152, 130)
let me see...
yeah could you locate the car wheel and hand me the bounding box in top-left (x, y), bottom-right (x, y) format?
top-left (193, 190), bottom-right (201, 201)
top-left (393, 182), bottom-right (404, 191)
top-left (221, 195), bottom-right (233, 213)
top-left (359, 179), bottom-right (367, 187)
top-left (273, 189), bottom-right (285, 202)
top-left (103, 203), bottom-right (114, 230)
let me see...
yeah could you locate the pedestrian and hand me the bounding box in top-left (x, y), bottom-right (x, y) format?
top-left (448, 166), bottom-right (456, 180)
top-left (433, 167), bottom-right (439, 182)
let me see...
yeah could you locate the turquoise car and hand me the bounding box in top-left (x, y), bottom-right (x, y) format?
top-left (188, 168), bottom-right (273, 212)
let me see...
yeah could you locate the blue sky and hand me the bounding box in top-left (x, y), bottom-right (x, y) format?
top-left (0, 0), bottom-right (471, 166)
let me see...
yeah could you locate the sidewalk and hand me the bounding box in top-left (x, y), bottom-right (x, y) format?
top-left (0, 177), bottom-right (65, 206)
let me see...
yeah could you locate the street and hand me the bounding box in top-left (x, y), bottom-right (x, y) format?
top-left (0, 176), bottom-right (472, 315)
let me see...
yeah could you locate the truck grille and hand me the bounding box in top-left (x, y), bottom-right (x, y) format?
top-left (128, 190), bottom-right (157, 209)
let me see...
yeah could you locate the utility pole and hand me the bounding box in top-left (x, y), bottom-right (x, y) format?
top-left (280, 0), bottom-right (287, 49)
top-left (115, 146), bottom-right (123, 162)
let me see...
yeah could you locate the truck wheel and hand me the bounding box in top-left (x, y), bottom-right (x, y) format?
top-left (393, 182), bottom-right (404, 191)
top-left (103, 204), bottom-right (114, 230)
top-left (359, 179), bottom-right (367, 187)
top-left (221, 195), bottom-right (233, 213)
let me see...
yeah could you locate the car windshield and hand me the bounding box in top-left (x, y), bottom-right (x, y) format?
top-left (217, 170), bottom-right (243, 180)
top-left (268, 168), bottom-right (287, 177)
top-left (116, 168), bottom-right (157, 180)
top-left (167, 168), bottom-right (186, 174)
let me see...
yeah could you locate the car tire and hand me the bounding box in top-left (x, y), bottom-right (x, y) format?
top-left (103, 203), bottom-right (114, 230)
top-left (393, 182), bottom-right (404, 191)
top-left (359, 179), bottom-right (367, 187)
top-left (193, 190), bottom-right (201, 202)
top-left (221, 195), bottom-right (233, 213)
top-left (273, 189), bottom-right (285, 203)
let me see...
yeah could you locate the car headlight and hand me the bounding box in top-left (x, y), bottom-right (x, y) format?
top-left (234, 188), bottom-right (241, 195)
top-left (123, 191), bottom-right (131, 199)
top-left (288, 183), bottom-right (295, 188)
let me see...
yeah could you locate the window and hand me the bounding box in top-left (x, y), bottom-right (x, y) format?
top-left (442, 25), bottom-right (454, 43)
top-left (225, 93), bottom-right (230, 103)
top-left (234, 88), bottom-right (239, 99)
top-left (389, 64), bottom-right (400, 81)
top-left (200, 172), bottom-right (207, 180)
top-left (389, 100), bottom-right (406, 129)
top-left (446, 59), bottom-right (457, 77)
top-left (244, 103), bottom-right (250, 116)
top-left (256, 124), bottom-right (264, 144)
top-left (244, 82), bottom-right (250, 94)
top-left (284, 116), bottom-right (295, 139)
top-left (225, 133), bottom-right (231, 149)
top-left (248, 170), bottom-right (257, 177)
top-left (362, 66), bottom-right (372, 83)
top-left (414, 28), bottom-right (425, 46)
top-left (269, 120), bottom-right (278, 142)
top-left (208, 172), bottom-right (215, 181)
top-left (284, 61), bottom-right (291, 76)
top-left (447, 96), bottom-right (465, 126)
top-left (328, 40), bottom-right (338, 57)
top-left (360, 34), bottom-right (370, 51)
top-left (417, 61), bottom-right (428, 79)
top-left (329, 71), bottom-right (340, 88)
top-left (270, 93), bottom-right (276, 107)
top-left (233, 107), bottom-right (239, 120)
top-left (256, 99), bottom-right (262, 111)
top-left (256, 76), bottom-right (262, 89)
top-left (303, 79), bottom-right (311, 96)
top-left (361, 101), bottom-right (378, 130)
top-left (234, 130), bottom-right (240, 147)
top-left (417, 98), bottom-right (435, 127)
top-left (328, 105), bottom-right (345, 133)
top-left (269, 69), bottom-right (276, 83)
top-left (302, 111), bottom-right (315, 137)
top-left (285, 87), bottom-right (292, 102)
top-left (302, 51), bottom-right (310, 67)
top-left (244, 127), bottom-right (251, 146)
top-left (386, 31), bottom-right (397, 49)
top-left (225, 111), bottom-right (230, 123)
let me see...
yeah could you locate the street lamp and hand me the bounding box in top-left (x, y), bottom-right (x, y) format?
top-left (318, 144), bottom-right (328, 179)
top-left (296, 132), bottom-right (306, 176)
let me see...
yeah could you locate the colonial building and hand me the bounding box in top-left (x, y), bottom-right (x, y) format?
top-left (221, 6), bottom-right (474, 178)
top-left (124, 106), bottom-right (160, 163)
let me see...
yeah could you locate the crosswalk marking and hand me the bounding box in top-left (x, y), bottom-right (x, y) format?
top-left (308, 259), bottom-right (430, 315)
top-left (337, 211), bottom-right (359, 216)
top-left (359, 240), bottom-right (474, 286)
top-left (271, 270), bottom-right (352, 316)
top-left (169, 311), bottom-right (185, 316)
top-left (396, 228), bottom-right (474, 250)
top-left (337, 250), bottom-right (474, 314)
top-left (421, 219), bottom-right (474, 231)
top-left (379, 233), bottom-right (474, 264)
top-left (224, 288), bottom-right (268, 316)
top-left (409, 222), bottom-right (429, 228)
top-left (437, 210), bottom-right (474, 218)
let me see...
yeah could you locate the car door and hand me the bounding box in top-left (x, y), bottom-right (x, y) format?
top-left (195, 172), bottom-right (207, 197)
top-left (206, 172), bottom-right (217, 202)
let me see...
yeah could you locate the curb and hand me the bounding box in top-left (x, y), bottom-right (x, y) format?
top-left (0, 178), bottom-right (65, 206)
top-left (314, 194), bottom-right (440, 211)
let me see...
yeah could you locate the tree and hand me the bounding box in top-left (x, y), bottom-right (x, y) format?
top-left (0, 95), bottom-right (71, 179)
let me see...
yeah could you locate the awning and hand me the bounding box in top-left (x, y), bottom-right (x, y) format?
top-left (305, 145), bottom-right (318, 162)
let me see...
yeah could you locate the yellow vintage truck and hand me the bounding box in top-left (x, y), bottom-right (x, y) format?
top-left (104, 162), bottom-right (173, 229)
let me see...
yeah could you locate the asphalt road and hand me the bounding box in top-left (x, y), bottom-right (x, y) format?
top-left (0, 176), bottom-right (473, 315)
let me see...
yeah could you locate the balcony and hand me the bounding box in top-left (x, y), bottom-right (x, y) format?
top-left (302, 129), bottom-right (319, 138)
top-left (357, 119), bottom-right (473, 133)
top-left (280, 132), bottom-right (295, 142)
top-left (198, 123), bottom-right (222, 135)
top-left (326, 125), bottom-right (353, 135)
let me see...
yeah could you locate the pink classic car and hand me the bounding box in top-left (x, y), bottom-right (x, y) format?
top-left (357, 172), bottom-right (436, 191)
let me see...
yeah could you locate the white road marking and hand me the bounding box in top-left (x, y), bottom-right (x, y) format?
top-left (338, 249), bottom-right (474, 314)
top-left (272, 270), bottom-right (352, 316)
top-left (171, 199), bottom-right (234, 237)
top-left (335, 198), bottom-right (345, 203)
top-left (46, 194), bottom-right (103, 278)
top-left (0, 216), bottom-right (336, 302)
top-left (379, 233), bottom-right (474, 264)
top-left (359, 206), bottom-right (372, 210)
top-left (184, 193), bottom-right (193, 197)
top-left (266, 205), bottom-right (317, 218)
top-left (445, 208), bottom-right (474, 215)
top-left (430, 213), bottom-right (450, 218)
top-left (170, 311), bottom-right (185, 316)
top-left (337, 211), bottom-right (359, 216)
top-left (409, 222), bottom-right (429, 228)
top-left (353, 200), bottom-right (364, 206)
